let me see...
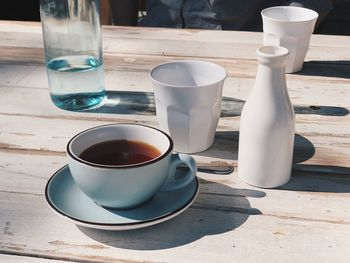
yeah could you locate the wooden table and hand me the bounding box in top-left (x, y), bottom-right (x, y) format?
top-left (0, 21), bottom-right (349, 263)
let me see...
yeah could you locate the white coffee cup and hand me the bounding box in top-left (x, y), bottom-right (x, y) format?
top-left (150, 60), bottom-right (227, 153)
top-left (261, 6), bottom-right (318, 73)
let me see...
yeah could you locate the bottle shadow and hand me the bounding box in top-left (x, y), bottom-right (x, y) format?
top-left (79, 91), bottom-right (348, 117)
top-left (272, 125), bottom-right (349, 193)
top-left (196, 132), bottom-right (315, 165)
top-left (292, 134), bottom-right (316, 164)
top-left (279, 166), bottom-right (350, 193)
top-left (77, 179), bottom-right (265, 250)
top-left (298, 60), bottom-right (350, 79)
top-left (206, 130), bottom-right (350, 194)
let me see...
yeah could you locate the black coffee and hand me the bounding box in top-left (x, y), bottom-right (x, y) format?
top-left (79, 140), bottom-right (161, 166)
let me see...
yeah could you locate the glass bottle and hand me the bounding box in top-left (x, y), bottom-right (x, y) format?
top-left (40, 0), bottom-right (106, 111)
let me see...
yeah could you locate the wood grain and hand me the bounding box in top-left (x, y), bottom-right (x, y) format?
top-left (0, 21), bottom-right (349, 263)
top-left (0, 254), bottom-right (73, 263)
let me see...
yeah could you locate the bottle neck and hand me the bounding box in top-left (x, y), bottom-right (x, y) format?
top-left (256, 63), bottom-right (286, 90)
top-left (255, 46), bottom-right (289, 86)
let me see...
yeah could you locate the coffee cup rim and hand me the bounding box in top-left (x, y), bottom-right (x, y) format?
top-left (67, 123), bottom-right (173, 169)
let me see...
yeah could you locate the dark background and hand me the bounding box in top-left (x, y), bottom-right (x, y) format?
top-left (0, 1), bottom-right (41, 21)
top-left (0, 0), bottom-right (349, 35)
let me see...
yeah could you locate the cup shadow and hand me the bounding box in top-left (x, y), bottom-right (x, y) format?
top-left (299, 60), bottom-right (350, 79)
top-left (78, 91), bottom-right (349, 117)
top-left (77, 179), bottom-right (265, 250)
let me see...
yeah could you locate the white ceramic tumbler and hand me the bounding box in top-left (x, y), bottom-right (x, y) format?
top-left (261, 6), bottom-right (318, 73)
top-left (150, 60), bottom-right (227, 153)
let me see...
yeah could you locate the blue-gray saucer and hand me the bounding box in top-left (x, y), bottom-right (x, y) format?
top-left (45, 165), bottom-right (199, 230)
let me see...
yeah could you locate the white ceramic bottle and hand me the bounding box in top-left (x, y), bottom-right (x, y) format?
top-left (238, 46), bottom-right (295, 188)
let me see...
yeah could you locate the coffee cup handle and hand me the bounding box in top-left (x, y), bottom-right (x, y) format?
top-left (160, 153), bottom-right (197, 192)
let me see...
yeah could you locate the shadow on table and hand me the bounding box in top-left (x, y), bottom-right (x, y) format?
top-left (78, 179), bottom-right (265, 250)
top-left (279, 165), bottom-right (350, 193)
top-left (82, 90), bottom-right (155, 115)
top-left (80, 91), bottom-right (349, 117)
top-left (299, 60), bottom-right (350, 79)
top-left (292, 134), bottom-right (316, 164)
top-left (221, 98), bottom-right (349, 117)
top-left (197, 132), bottom-right (315, 165)
top-left (285, 129), bottom-right (350, 193)
top-left (208, 129), bottom-right (350, 193)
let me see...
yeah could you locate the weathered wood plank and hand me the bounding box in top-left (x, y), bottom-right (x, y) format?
top-left (0, 112), bottom-right (349, 172)
top-left (0, 188), bottom-right (349, 263)
top-left (1, 22), bottom-right (350, 61)
top-left (1, 82), bottom-right (349, 121)
top-left (1, 73), bottom-right (350, 111)
top-left (0, 51), bottom-right (349, 108)
top-left (1, 147), bottom-right (350, 261)
top-left (1, 21), bottom-right (350, 263)
top-left (0, 151), bottom-right (349, 224)
top-left (1, 46), bottom-right (350, 84)
top-left (0, 254), bottom-right (74, 263)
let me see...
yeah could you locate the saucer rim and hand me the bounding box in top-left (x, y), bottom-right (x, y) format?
top-left (45, 165), bottom-right (199, 229)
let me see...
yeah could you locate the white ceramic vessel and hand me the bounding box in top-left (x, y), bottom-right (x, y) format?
top-left (150, 60), bottom-right (227, 153)
top-left (261, 6), bottom-right (318, 73)
top-left (238, 46), bottom-right (295, 188)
